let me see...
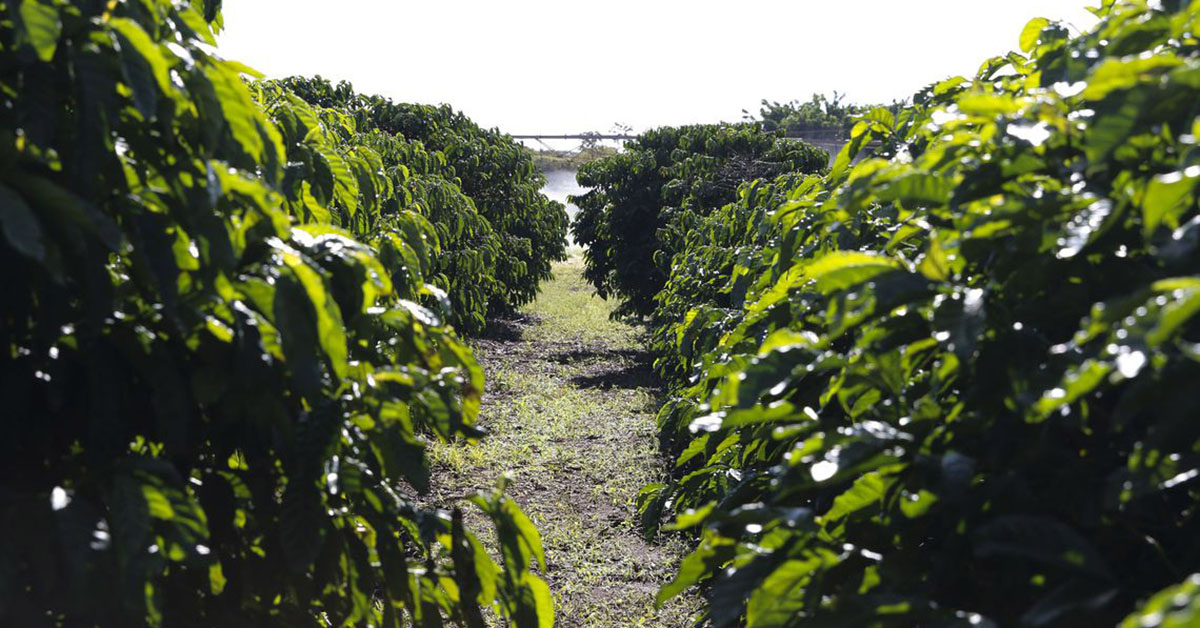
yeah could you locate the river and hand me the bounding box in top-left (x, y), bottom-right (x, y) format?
top-left (541, 168), bottom-right (586, 247)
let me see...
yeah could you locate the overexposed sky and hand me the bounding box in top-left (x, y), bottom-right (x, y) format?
top-left (219, 1), bottom-right (1097, 135)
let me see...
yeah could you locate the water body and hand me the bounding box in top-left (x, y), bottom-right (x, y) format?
top-left (541, 168), bottom-right (585, 223)
top-left (541, 168), bottom-right (586, 247)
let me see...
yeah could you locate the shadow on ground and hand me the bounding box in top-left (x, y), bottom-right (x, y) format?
top-left (424, 258), bottom-right (698, 627)
top-left (481, 312), bottom-right (538, 342)
top-left (569, 360), bottom-right (657, 391)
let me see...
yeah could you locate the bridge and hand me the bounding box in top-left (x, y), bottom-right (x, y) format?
top-left (511, 131), bottom-right (857, 165)
top-left (510, 131), bottom-right (848, 142)
top-left (510, 134), bottom-right (639, 141)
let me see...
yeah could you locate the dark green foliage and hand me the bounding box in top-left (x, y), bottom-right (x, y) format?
top-left (258, 80), bottom-right (504, 334)
top-left (637, 2), bottom-right (1200, 626)
top-left (752, 93), bottom-right (904, 138)
top-left (0, 2), bottom-right (550, 626)
top-left (650, 175), bottom-right (806, 384)
top-left (572, 124), bottom-right (829, 319)
top-left (282, 77), bottom-right (569, 321)
top-left (374, 101), bottom-right (568, 313)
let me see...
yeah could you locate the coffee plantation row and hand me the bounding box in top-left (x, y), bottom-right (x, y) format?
top-left (6, 0), bottom-right (1200, 626)
top-left (0, 1), bottom-right (561, 626)
top-left (572, 0), bottom-right (1200, 626)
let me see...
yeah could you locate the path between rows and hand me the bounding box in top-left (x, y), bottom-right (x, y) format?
top-left (428, 254), bottom-right (697, 627)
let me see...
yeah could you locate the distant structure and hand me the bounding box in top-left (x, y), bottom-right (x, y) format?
top-left (511, 132), bottom-right (858, 166)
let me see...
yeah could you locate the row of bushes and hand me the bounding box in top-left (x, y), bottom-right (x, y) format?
top-left (571, 123), bottom-right (829, 319)
top-left (280, 76), bottom-right (569, 331)
top-left (752, 93), bottom-right (903, 139)
top-left (576, 1), bottom-right (1200, 626)
top-left (0, 1), bottom-right (554, 626)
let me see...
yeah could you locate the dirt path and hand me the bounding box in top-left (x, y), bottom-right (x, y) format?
top-left (428, 255), bottom-right (696, 627)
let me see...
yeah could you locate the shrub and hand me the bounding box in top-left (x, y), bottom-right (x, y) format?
top-left (0, 2), bottom-right (550, 626)
top-left (572, 124), bottom-right (828, 319)
top-left (284, 77), bottom-right (569, 319)
top-left (641, 2), bottom-right (1200, 626)
top-left (260, 80), bottom-right (505, 334)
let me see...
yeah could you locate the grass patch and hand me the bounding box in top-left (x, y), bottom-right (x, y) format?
top-left (426, 254), bottom-right (698, 627)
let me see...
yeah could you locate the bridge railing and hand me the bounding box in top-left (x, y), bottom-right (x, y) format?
top-left (510, 132), bottom-right (852, 142)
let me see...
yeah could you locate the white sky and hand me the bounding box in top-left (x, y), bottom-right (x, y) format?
top-left (218, 1), bottom-right (1097, 136)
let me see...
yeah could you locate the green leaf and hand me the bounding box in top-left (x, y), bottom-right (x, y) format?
top-left (526, 574), bottom-right (554, 628)
top-left (665, 503), bottom-right (715, 531)
top-left (830, 131), bottom-right (869, 181)
top-left (932, 76), bottom-right (969, 96)
top-left (0, 184), bottom-right (46, 261)
top-left (175, 7), bottom-right (217, 46)
top-left (918, 236), bottom-right (950, 281)
top-left (470, 488), bottom-right (547, 572)
top-left (281, 246), bottom-right (349, 380)
top-left (1143, 169), bottom-right (1199, 235)
top-left (201, 0), bottom-right (222, 23)
top-left (1086, 88), bottom-right (1146, 163)
top-left (1083, 55), bottom-right (1182, 101)
top-left (299, 181), bottom-right (332, 224)
top-left (110, 18), bottom-right (174, 116)
top-left (821, 471), bottom-right (893, 525)
top-left (375, 422), bottom-right (432, 492)
top-left (18, 0), bottom-right (60, 62)
top-left (860, 107), bottom-right (896, 131)
top-left (205, 63), bottom-right (269, 163)
top-left (508, 499), bottom-right (546, 571)
top-left (1032, 359), bottom-right (1112, 420)
top-left (877, 172), bottom-right (951, 206)
top-left (746, 553), bottom-right (835, 627)
top-left (1146, 278), bottom-right (1200, 346)
top-left (900, 490), bottom-right (939, 518)
top-left (321, 148), bottom-right (360, 217)
top-left (1023, 580), bottom-right (1119, 627)
top-left (280, 478), bottom-right (325, 573)
top-left (142, 484), bottom-right (176, 520)
top-left (957, 93), bottom-right (1023, 117)
top-left (1121, 575), bottom-right (1200, 628)
top-left (806, 251), bottom-right (904, 293)
top-left (657, 537), bottom-right (736, 607)
top-left (1020, 18), bottom-right (1051, 53)
top-left (448, 511), bottom-right (491, 628)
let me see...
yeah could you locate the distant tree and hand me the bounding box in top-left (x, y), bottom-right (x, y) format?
top-left (571, 124), bottom-right (828, 319)
top-left (748, 92), bottom-right (905, 138)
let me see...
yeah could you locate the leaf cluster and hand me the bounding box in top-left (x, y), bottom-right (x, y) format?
top-left (0, 2), bottom-right (550, 626)
top-left (624, 2), bottom-right (1200, 626)
top-left (282, 76), bottom-right (570, 325)
top-left (571, 123), bottom-right (829, 319)
top-left (751, 93), bottom-right (905, 139)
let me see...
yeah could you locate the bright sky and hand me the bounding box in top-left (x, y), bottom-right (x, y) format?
top-left (219, 1), bottom-right (1097, 136)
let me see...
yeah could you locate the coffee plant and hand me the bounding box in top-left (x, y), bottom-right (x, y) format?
top-left (649, 175), bottom-right (807, 385)
top-left (571, 124), bottom-right (828, 319)
top-left (283, 76), bottom-right (569, 320)
top-left (258, 80), bottom-right (505, 334)
top-left (0, 1), bottom-right (551, 626)
top-left (753, 94), bottom-right (902, 139)
top-left (630, 1), bottom-right (1200, 626)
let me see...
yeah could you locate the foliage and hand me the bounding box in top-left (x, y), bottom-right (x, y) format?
top-left (571, 124), bottom-right (829, 319)
top-left (283, 77), bottom-right (569, 318)
top-left (259, 79), bottom-right (503, 334)
top-left (639, 2), bottom-right (1200, 626)
top-left (750, 93), bottom-right (904, 139)
top-left (525, 144), bottom-right (619, 173)
top-left (0, 1), bottom-right (550, 626)
top-left (649, 175), bottom-right (805, 384)
top-left (1121, 573), bottom-right (1200, 628)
